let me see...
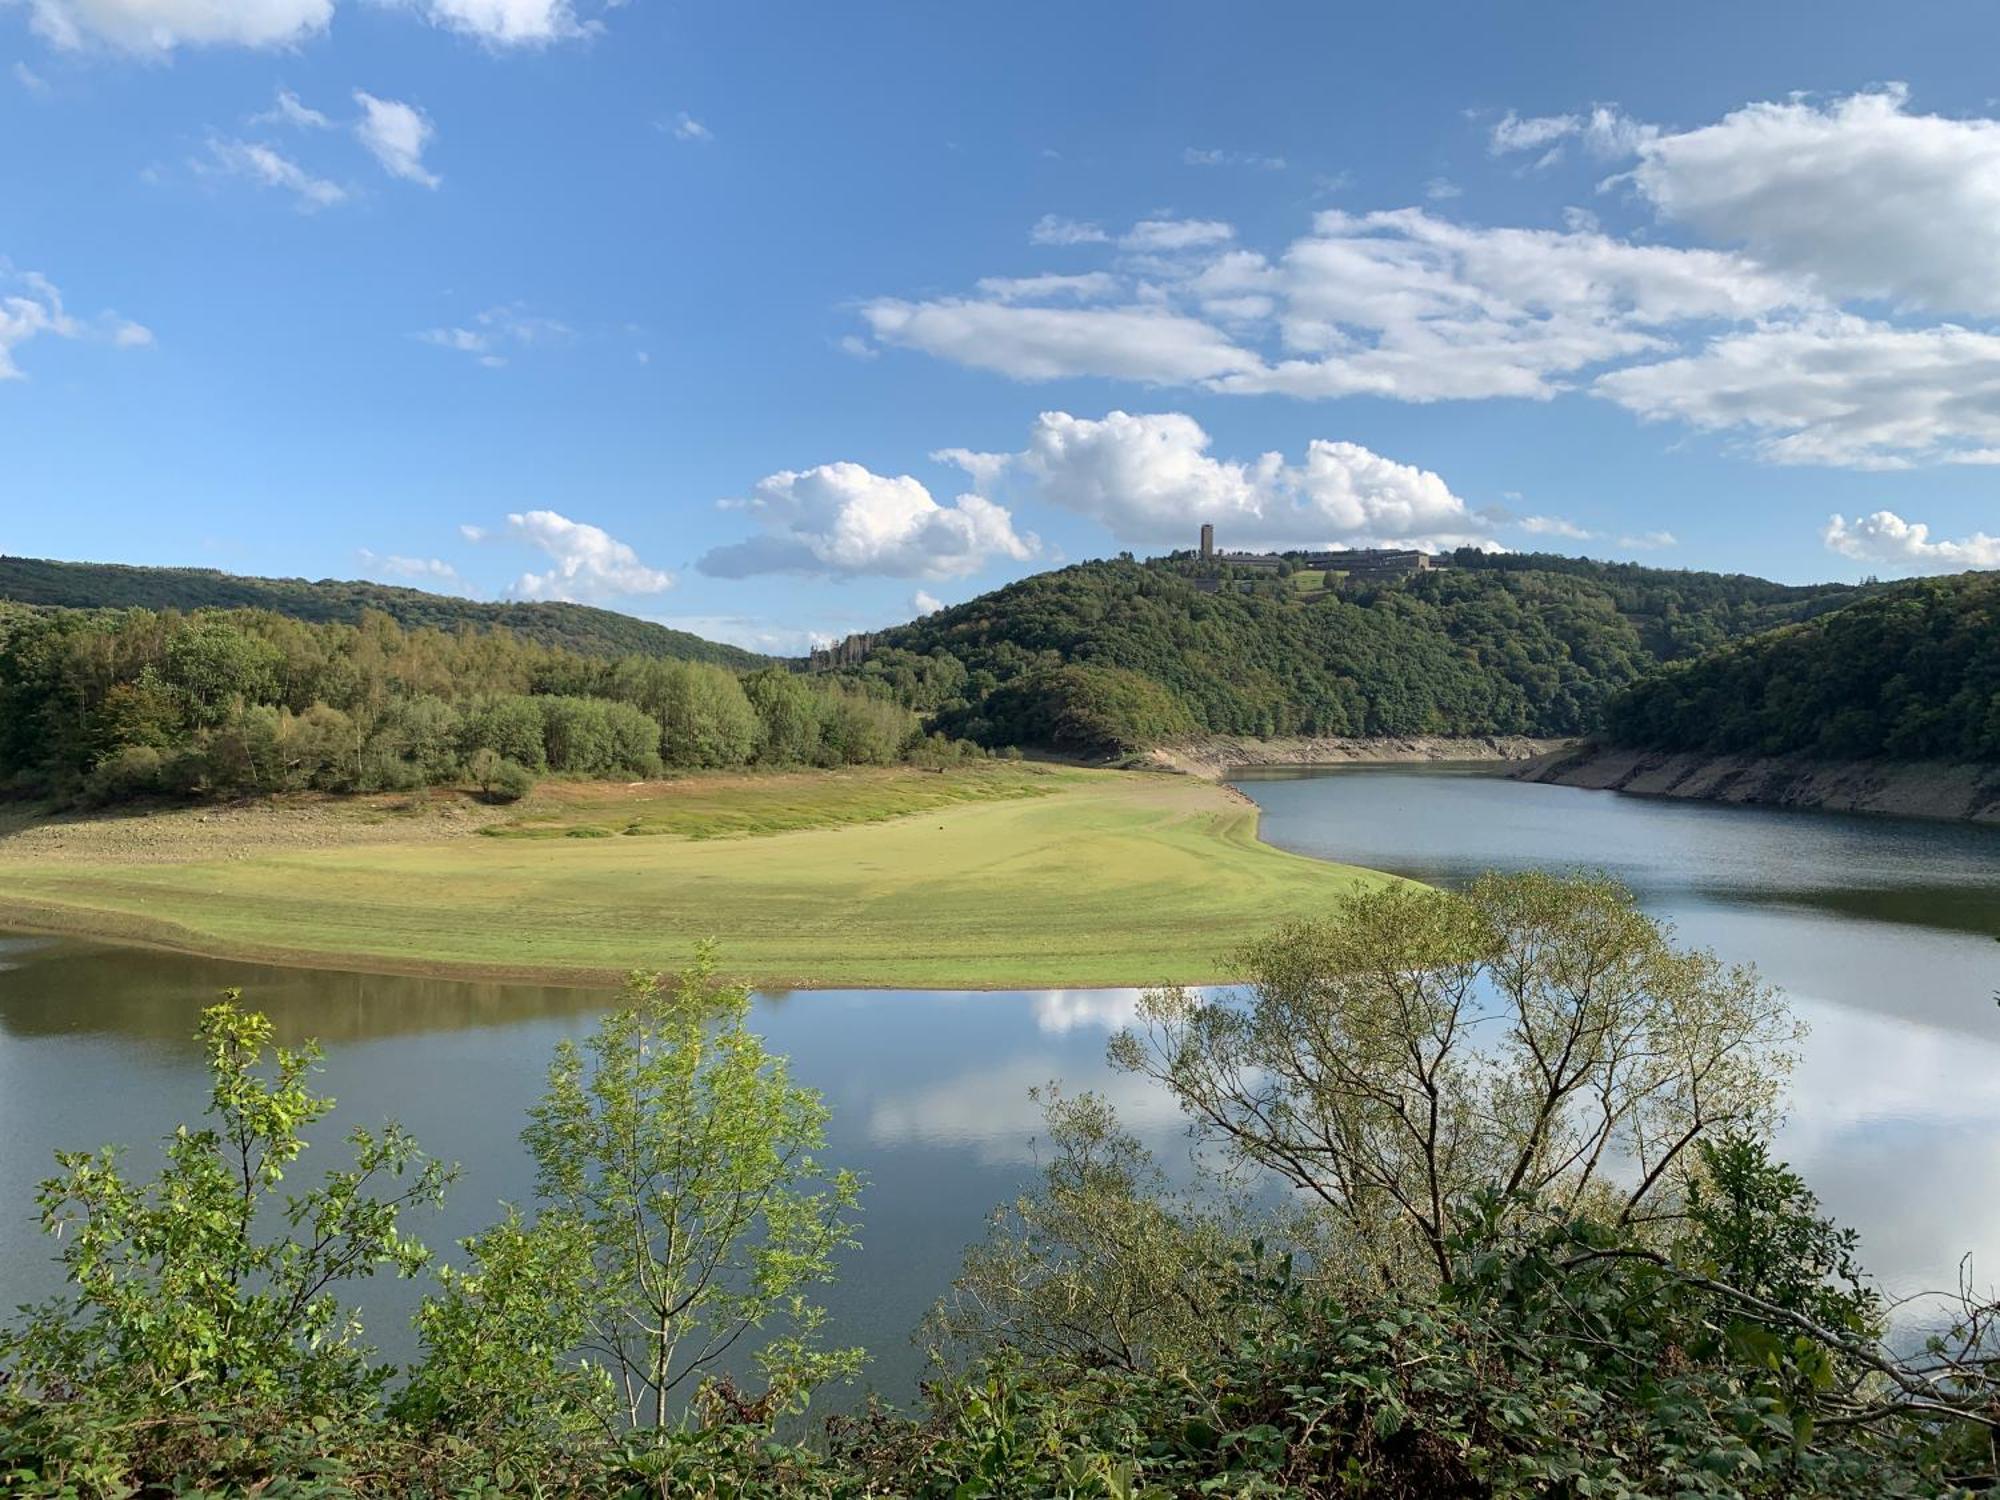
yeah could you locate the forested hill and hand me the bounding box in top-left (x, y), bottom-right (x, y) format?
top-left (1604, 570), bottom-right (2000, 761)
top-left (0, 556), bottom-right (764, 669)
top-left (828, 551), bottom-right (1867, 752)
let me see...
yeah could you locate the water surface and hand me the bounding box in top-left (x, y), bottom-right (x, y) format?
top-left (3, 768), bottom-right (1996, 1400)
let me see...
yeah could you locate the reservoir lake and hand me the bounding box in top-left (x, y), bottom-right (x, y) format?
top-left (4, 765), bottom-right (1997, 1403)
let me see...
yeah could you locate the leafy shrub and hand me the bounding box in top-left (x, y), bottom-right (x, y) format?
top-left (483, 755), bottom-right (536, 804)
top-left (82, 744), bottom-right (165, 803)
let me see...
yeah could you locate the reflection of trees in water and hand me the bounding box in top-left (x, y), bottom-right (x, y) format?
top-left (1717, 882), bottom-right (2000, 941)
top-left (0, 938), bottom-right (614, 1046)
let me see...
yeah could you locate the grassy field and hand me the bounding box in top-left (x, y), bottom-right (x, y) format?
top-left (480, 767), bottom-right (1060, 840)
top-left (0, 766), bottom-right (1400, 990)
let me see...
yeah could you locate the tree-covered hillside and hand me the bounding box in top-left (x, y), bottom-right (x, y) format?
top-left (0, 556), bottom-right (765, 669)
top-left (1605, 570), bottom-right (2000, 761)
top-left (830, 552), bottom-right (1864, 752)
top-left (0, 605), bottom-right (921, 804)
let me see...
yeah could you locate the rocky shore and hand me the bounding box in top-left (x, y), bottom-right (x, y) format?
top-left (1153, 734), bottom-right (1569, 780)
top-left (1514, 743), bottom-right (2000, 824)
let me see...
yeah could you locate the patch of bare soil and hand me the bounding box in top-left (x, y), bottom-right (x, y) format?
top-left (0, 789), bottom-right (520, 865)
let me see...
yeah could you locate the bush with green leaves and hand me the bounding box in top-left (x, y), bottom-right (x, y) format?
top-left (0, 999), bottom-right (452, 1492)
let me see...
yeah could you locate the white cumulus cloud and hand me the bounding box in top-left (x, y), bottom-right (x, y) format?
top-left (353, 92), bottom-right (439, 188)
top-left (505, 510), bottom-right (673, 600)
top-left (22, 0), bottom-right (596, 50)
top-left (670, 112), bottom-right (712, 142)
top-left (1009, 409), bottom-right (1487, 551)
top-left (1594, 315), bottom-right (2000, 468)
top-left (698, 462), bottom-right (1038, 580)
top-left (1629, 85), bottom-right (2000, 315)
top-left (23, 0), bottom-right (331, 53)
top-left (401, 0), bottom-right (588, 45)
top-left (859, 204), bottom-right (1801, 402)
top-left (1214, 207), bottom-right (1800, 401)
top-left (911, 590), bottom-right (945, 616)
top-left (859, 298), bottom-right (1261, 384)
top-left (1823, 510), bottom-right (2000, 572)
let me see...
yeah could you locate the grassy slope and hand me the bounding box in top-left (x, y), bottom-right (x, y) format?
top-left (0, 767), bottom-right (1397, 989)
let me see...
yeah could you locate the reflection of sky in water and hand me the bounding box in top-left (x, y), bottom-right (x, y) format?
top-left (3, 770), bottom-right (1997, 1398)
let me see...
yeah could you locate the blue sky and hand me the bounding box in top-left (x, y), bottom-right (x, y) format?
top-left (5, 0), bottom-right (2000, 651)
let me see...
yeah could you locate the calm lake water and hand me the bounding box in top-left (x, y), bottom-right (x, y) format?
top-left (3, 766), bottom-right (1997, 1402)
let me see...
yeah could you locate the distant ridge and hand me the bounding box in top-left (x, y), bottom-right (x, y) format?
top-left (0, 556), bottom-right (767, 669)
top-left (818, 548), bottom-right (1873, 751)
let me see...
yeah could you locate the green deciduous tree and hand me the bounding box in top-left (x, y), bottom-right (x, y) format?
top-left (1112, 872), bottom-right (1802, 1287)
top-left (517, 948), bottom-right (864, 1430)
top-left (743, 666), bottom-right (824, 764)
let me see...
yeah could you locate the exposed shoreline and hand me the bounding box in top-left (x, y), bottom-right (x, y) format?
top-left (1514, 742), bottom-right (2000, 825)
top-left (1151, 734), bottom-right (1570, 781)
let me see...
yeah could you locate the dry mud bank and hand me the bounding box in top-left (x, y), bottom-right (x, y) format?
top-left (1153, 734), bottom-right (1569, 780)
top-left (1515, 743), bottom-right (2000, 825)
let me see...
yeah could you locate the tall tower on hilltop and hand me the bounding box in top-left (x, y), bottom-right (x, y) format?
top-left (1199, 523), bottom-right (1214, 559)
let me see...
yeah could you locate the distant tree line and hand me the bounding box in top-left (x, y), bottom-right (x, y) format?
top-left (828, 555), bottom-right (1867, 754)
top-left (0, 555), bottom-right (768, 667)
top-left (0, 606), bottom-right (929, 805)
top-left (1605, 572), bottom-right (2000, 761)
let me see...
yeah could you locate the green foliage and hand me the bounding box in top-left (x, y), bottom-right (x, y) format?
top-left (980, 663), bottom-right (1199, 754)
top-left (519, 949), bottom-right (865, 1430)
top-left (460, 693), bottom-right (549, 770)
top-left (743, 666), bottom-right (826, 764)
top-left (650, 660), bottom-right (763, 767)
top-left (0, 553), bottom-right (766, 667)
top-left (1116, 872), bottom-right (1802, 1287)
top-left (827, 553), bottom-right (1867, 752)
top-left (931, 1087), bottom-right (1254, 1377)
top-left (0, 998), bottom-right (452, 1492)
top-left (468, 747), bottom-right (536, 803)
top-left (1607, 570), bottom-right (2000, 760)
top-left (1686, 1134), bottom-right (1881, 1337)
top-left (3, 952), bottom-right (1997, 1496)
top-left (0, 605), bottom-right (926, 805)
top-left (395, 1206), bottom-right (617, 1477)
top-left (815, 682), bottom-right (919, 766)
